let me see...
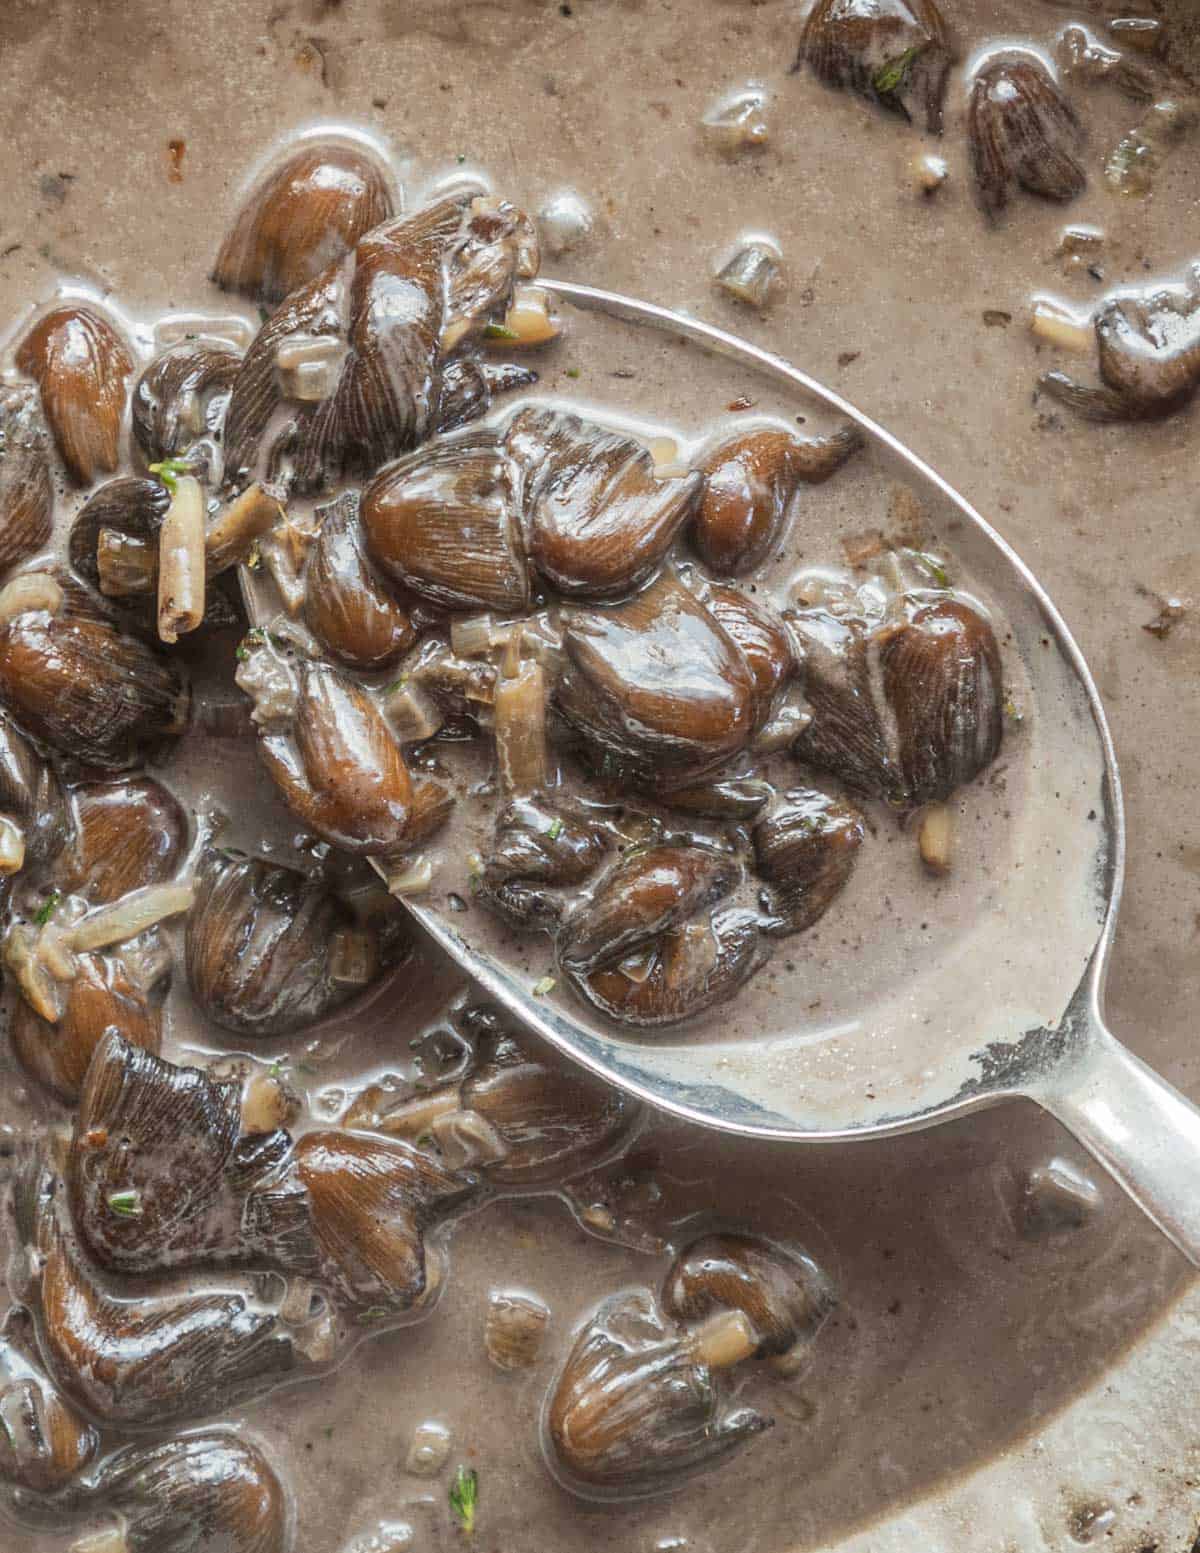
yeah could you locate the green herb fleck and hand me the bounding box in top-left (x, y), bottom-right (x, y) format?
top-left (381, 674), bottom-right (410, 697)
top-left (913, 550), bottom-right (950, 588)
top-left (484, 322), bottom-right (519, 341)
top-left (323, 1426), bottom-right (335, 1440)
top-left (547, 818), bottom-right (564, 841)
top-left (450, 1464), bottom-right (478, 1535)
top-left (148, 457), bottom-right (193, 496)
top-left (416, 1133), bottom-right (435, 1149)
top-left (356, 1306), bottom-right (390, 1325)
top-left (258, 305), bottom-right (270, 324)
top-left (1003, 695), bottom-right (1024, 725)
top-left (565, 367), bottom-right (581, 379)
top-left (268, 1059), bottom-right (286, 1080)
top-left (34, 891), bottom-right (61, 927)
top-left (456, 153), bottom-right (467, 165)
top-left (872, 44), bottom-right (924, 98)
top-left (107, 1189), bottom-right (142, 1219)
top-left (532, 974), bottom-right (556, 997)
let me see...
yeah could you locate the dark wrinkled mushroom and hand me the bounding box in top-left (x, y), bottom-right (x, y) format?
top-left (10, 943), bottom-right (167, 1104)
top-left (15, 303), bottom-right (133, 484)
top-left (186, 847), bottom-right (370, 1037)
top-left (546, 1289), bottom-right (769, 1496)
top-left (292, 1128), bottom-right (476, 1313)
top-left (789, 586), bottom-right (1002, 805)
top-left (0, 588), bottom-right (189, 772)
top-left (213, 139), bottom-right (396, 305)
top-left (753, 791), bottom-right (865, 935)
top-left (361, 429), bottom-right (529, 613)
top-left (556, 571), bottom-right (757, 788)
top-left (505, 407), bottom-right (702, 600)
top-left (796, 0), bottom-right (956, 135)
top-left (237, 643), bottom-right (413, 855)
top-left (131, 341), bottom-right (241, 465)
top-left (0, 385), bottom-right (53, 576)
top-left (662, 1233), bottom-right (837, 1361)
top-left (0, 1320), bottom-right (97, 1494)
top-left (52, 777), bottom-right (187, 904)
top-left (968, 56), bottom-right (1086, 219)
top-left (704, 584), bottom-right (797, 733)
top-left (0, 707), bottom-right (67, 867)
top-left (67, 1032), bottom-right (299, 1275)
top-left (662, 776), bottom-right (773, 822)
top-left (18, 1157), bottom-right (295, 1428)
top-left (480, 796), bottom-right (608, 929)
top-left (68, 477), bottom-right (171, 595)
top-left (558, 844), bottom-right (766, 1027)
top-left (1040, 277), bottom-right (1200, 422)
top-left (442, 195), bottom-right (540, 350)
top-left (304, 490), bottom-right (418, 670)
top-left (692, 425), bottom-right (862, 575)
top-left (65, 1430), bottom-right (289, 1553)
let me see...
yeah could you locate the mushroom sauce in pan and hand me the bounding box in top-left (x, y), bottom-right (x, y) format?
top-left (0, 1), bottom-right (1198, 1550)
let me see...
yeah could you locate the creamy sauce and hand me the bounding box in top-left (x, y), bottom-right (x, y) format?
top-left (0, 1), bottom-right (1198, 1550)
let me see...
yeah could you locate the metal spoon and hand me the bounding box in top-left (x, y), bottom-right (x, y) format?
top-left (401, 278), bottom-right (1200, 1267)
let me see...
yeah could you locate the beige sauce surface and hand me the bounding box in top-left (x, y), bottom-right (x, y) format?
top-left (1, 1), bottom-right (1198, 1550)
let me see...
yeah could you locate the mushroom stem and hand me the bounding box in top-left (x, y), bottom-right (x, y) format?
top-left (204, 482), bottom-right (286, 575)
top-left (157, 474), bottom-right (207, 643)
top-left (918, 802), bottom-right (953, 875)
top-left (0, 814), bottom-right (25, 875)
top-left (70, 1529), bottom-right (128, 1553)
top-left (357, 1085), bottom-right (461, 1142)
top-left (0, 572), bottom-right (63, 626)
top-left (65, 882), bottom-right (196, 953)
top-left (690, 1309), bottom-right (758, 1370)
top-left (495, 659), bottom-right (548, 796)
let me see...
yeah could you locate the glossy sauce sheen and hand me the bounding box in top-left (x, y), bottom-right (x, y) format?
top-left (0, 1), bottom-right (1197, 1551)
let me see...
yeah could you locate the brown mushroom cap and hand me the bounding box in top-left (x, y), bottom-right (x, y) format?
top-left (662, 1232), bottom-right (837, 1359)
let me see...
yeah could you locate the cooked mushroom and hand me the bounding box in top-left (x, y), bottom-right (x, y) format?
top-left (1039, 276), bottom-right (1200, 422)
top-left (0, 707), bottom-right (67, 867)
top-left (237, 643), bottom-right (413, 855)
top-left (15, 304), bottom-right (133, 484)
top-left (968, 56), bottom-right (1086, 219)
top-left (64, 1431), bottom-right (289, 1553)
top-left (558, 844), bottom-right (766, 1027)
top-left (504, 407), bottom-right (702, 600)
top-left (67, 1032), bottom-right (299, 1275)
top-left (796, 0), bottom-right (956, 135)
top-left (480, 796), bottom-right (609, 929)
top-left (662, 1233), bottom-right (837, 1362)
top-left (10, 943), bottom-right (167, 1104)
top-left (69, 478), bottom-right (171, 595)
top-left (131, 341), bottom-right (241, 465)
top-left (546, 1289), bottom-right (769, 1495)
top-left (692, 426), bottom-right (863, 575)
top-left (556, 572), bottom-right (757, 789)
top-left (789, 585), bottom-right (1002, 805)
top-left (213, 140), bottom-right (396, 305)
top-left (704, 584), bottom-right (797, 733)
top-left (292, 1129), bottom-right (476, 1313)
top-left (52, 778), bottom-right (187, 903)
top-left (0, 589), bottom-right (189, 771)
top-left (18, 1158), bottom-right (296, 1428)
top-left (0, 1318), bottom-right (97, 1494)
top-left (361, 429), bottom-right (529, 613)
top-left (661, 776), bottom-right (773, 822)
top-left (753, 791), bottom-right (865, 935)
top-left (0, 385), bottom-right (54, 576)
top-left (441, 194), bottom-right (541, 349)
top-left (185, 847), bottom-right (371, 1037)
top-left (304, 490), bottom-right (418, 670)
top-left (485, 1290), bottom-right (549, 1371)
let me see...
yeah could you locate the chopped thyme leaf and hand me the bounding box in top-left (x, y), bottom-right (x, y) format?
top-left (34, 891), bottom-right (61, 927)
top-left (484, 322), bottom-right (519, 340)
top-left (565, 367), bottom-right (581, 379)
top-left (912, 550), bottom-right (950, 588)
top-left (381, 674), bottom-right (410, 696)
top-left (532, 974), bottom-right (556, 997)
top-left (547, 818), bottom-right (564, 841)
top-left (148, 457), bottom-right (193, 495)
top-left (268, 1059), bottom-right (286, 1080)
top-left (873, 44), bottom-right (924, 98)
top-left (107, 1189), bottom-right (142, 1219)
top-left (355, 1306), bottom-right (390, 1325)
top-left (449, 1464), bottom-right (478, 1535)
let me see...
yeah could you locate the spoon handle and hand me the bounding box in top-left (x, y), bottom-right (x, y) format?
top-left (1038, 1022), bottom-right (1200, 1267)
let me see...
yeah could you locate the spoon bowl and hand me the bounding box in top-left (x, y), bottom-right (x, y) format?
top-left (401, 280), bottom-right (1200, 1266)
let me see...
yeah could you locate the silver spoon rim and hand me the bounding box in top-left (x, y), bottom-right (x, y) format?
top-left (406, 278), bottom-right (1126, 1143)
